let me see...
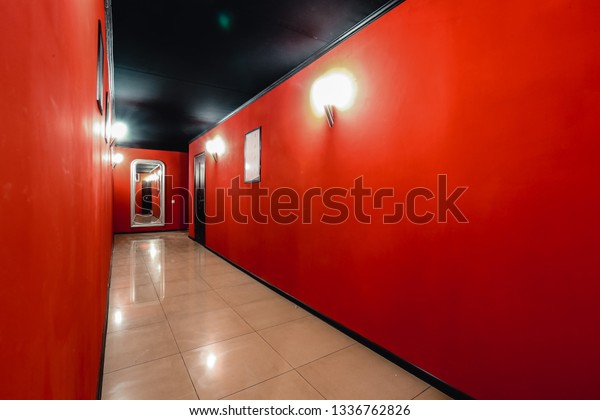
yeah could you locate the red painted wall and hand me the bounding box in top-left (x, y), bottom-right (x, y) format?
top-left (113, 147), bottom-right (189, 233)
top-left (150, 168), bottom-right (161, 217)
top-left (0, 0), bottom-right (112, 398)
top-left (189, 0), bottom-right (600, 399)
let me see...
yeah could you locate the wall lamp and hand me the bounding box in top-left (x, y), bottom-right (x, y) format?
top-left (112, 151), bottom-right (123, 167)
top-left (206, 136), bottom-right (225, 161)
top-left (310, 68), bottom-right (357, 128)
top-left (112, 121), bottom-right (128, 141)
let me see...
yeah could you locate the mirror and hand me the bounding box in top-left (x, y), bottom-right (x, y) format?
top-left (130, 159), bottom-right (165, 227)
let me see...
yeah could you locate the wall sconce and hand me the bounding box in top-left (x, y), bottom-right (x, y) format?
top-left (324, 104), bottom-right (335, 128)
top-left (206, 135), bottom-right (225, 161)
top-left (112, 151), bottom-right (123, 168)
top-left (112, 121), bottom-right (128, 140)
top-left (310, 68), bottom-right (357, 128)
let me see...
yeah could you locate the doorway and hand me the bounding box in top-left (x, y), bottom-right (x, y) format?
top-left (141, 181), bottom-right (152, 215)
top-left (194, 153), bottom-right (206, 245)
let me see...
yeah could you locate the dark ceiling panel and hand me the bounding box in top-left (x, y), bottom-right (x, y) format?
top-left (112, 0), bottom-right (395, 151)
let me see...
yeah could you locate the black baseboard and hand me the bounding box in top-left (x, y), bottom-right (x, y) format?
top-left (200, 243), bottom-right (472, 400)
top-left (96, 242), bottom-right (113, 399)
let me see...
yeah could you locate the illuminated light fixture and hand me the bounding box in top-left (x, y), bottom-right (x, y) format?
top-left (206, 135), bottom-right (225, 161)
top-left (112, 151), bottom-right (124, 168)
top-left (112, 121), bottom-right (128, 140)
top-left (324, 104), bottom-right (335, 128)
top-left (113, 153), bottom-right (124, 164)
top-left (310, 68), bottom-right (357, 128)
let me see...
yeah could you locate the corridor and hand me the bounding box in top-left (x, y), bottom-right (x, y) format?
top-left (101, 232), bottom-right (451, 400)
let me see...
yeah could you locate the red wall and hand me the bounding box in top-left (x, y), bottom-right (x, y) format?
top-left (113, 147), bottom-right (189, 233)
top-left (0, 0), bottom-right (113, 398)
top-left (150, 168), bottom-right (161, 217)
top-left (189, 0), bottom-right (600, 399)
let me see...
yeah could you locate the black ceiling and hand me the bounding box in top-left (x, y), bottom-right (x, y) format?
top-left (112, 0), bottom-right (396, 152)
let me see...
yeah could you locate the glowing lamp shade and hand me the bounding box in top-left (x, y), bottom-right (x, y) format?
top-left (112, 121), bottom-right (128, 140)
top-left (310, 68), bottom-right (357, 126)
top-left (206, 135), bottom-right (226, 161)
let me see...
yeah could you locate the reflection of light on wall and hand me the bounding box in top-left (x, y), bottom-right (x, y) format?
top-left (310, 68), bottom-right (357, 116)
top-left (114, 310), bottom-right (122, 325)
top-left (206, 354), bottom-right (217, 369)
top-left (93, 121), bottom-right (104, 137)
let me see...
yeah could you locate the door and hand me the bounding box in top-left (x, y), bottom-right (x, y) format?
top-left (194, 153), bottom-right (206, 245)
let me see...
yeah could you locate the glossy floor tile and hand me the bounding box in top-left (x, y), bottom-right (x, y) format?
top-left (296, 345), bottom-right (430, 400)
top-left (102, 355), bottom-right (197, 400)
top-left (223, 371), bottom-right (324, 400)
top-left (104, 321), bottom-right (179, 373)
top-left (182, 333), bottom-right (292, 400)
top-left (102, 231), bottom-right (452, 400)
top-left (259, 316), bottom-right (355, 368)
top-left (234, 296), bottom-right (310, 330)
top-left (169, 308), bottom-right (253, 352)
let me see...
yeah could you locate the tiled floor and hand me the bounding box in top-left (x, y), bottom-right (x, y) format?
top-left (101, 231), bottom-right (452, 400)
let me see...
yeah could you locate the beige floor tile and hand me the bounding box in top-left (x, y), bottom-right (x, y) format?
top-left (235, 297), bottom-right (310, 330)
top-left (259, 317), bottom-right (354, 367)
top-left (161, 290), bottom-right (228, 318)
top-left (168, 268), bottom-right (207, 281)
top-left (111, 264), bottom-right (148, 277)
top-left (153, 254), bottom-right (196, 265)
top-left (297, 345), bottom-right (429, 400)
top-left (150, 267), bottom-right (204, 283)
top-left (109, 283), bottom-right (158, 306)
top-left (215, 283), bottom-right (278, 306)
top-left (413, 387), bottom-right (452, 400)
top-left (107, 301), bottom-right (166, 333)
top-left (102, 355), bottom-right (197, 400)
top-left (152, 260), bottom-right (203, 273)
top-left (112, 257), bottom-right (145, 267)
top-left (104, 321), bottom-right (179, 373)
top-left (186, 253), bottom-right (227, 267)
top-left (197, 263), bottom-right (241, 278)
top-left (169, 307), bottom-right (253, 352)
top-left (154, 278), bottom-right (211, 300)
top-left (223, 371), bottom-right (323, 400)
top-left (182, 333), bottom-right (292, 400)
top-left (110, 273), bottom-right (153, 289)
top-left (202, 271), bottom-right (255, 289)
